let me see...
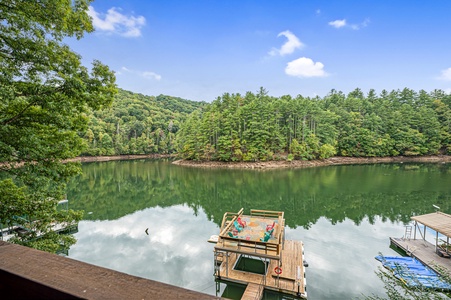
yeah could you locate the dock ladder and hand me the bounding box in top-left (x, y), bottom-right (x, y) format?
top-left (214, 251), bottom-right (224, 277)
top-left (404, 225), bottom-right (412, 240)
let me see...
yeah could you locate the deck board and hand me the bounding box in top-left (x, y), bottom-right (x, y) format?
top-left (241, 283), bottom-right (263, 300)
top-left (216, 240), bottom-right (306, 298)
top-left (0, 241), bottom-right (218, 300)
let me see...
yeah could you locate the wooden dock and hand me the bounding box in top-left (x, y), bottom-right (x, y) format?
top-left (0, 221), bottom-right (78, 242)
top-left (0, 199), bottom-right (78, 242)
top-left (214, 209), bottom-right (307, 299)
top-left (241, 283), bottom-right (263, 300)
top-left (390, 237), bottom-right (451, 275)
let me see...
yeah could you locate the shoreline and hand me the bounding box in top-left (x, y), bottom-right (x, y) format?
top-left (172, 155), bottom-right (451, 169)
top-left (65, 154), bottom-right (174, 163)
top-left (65, 154), bottom-right (451, 169)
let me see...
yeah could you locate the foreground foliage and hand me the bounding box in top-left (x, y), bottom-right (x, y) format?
top-left (364, 264), bottom-right (451, 300)
top-left (0, 0), bottom-right (116, 252)
top-left (177, 87), bottom-right (451, 161)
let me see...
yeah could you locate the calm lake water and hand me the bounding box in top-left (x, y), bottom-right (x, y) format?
top-left (66, 160), bottom-right (451, 300)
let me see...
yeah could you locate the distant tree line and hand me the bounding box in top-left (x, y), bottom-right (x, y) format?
top-left (176, 87), bottom-right (451, 161)
top-left (81, 89), bottom-right (206, 156)
top-left (81, 87), bottom-right (451, 161)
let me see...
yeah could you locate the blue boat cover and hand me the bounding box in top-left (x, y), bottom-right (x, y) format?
top-left (375, 255), bottom-right (451, 291)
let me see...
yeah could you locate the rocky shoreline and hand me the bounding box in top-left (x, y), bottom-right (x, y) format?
top-left (65, 154), bottom-right (174, 163)
top-left (66, 154), bottom-right (451, 169)
top-left (172, 155), bottom-right (451, 169)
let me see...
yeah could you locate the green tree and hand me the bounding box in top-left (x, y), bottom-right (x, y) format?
top-left (177, 110), bottom-right (204, 160)
top-left (0, 0), bottom-right (116, 252)
top-left (433, 99), bottom-right (451, 153)
top-left (100, 133), bottom-right (114, 155)
top-left (80, 89), bottom-right (204, 156)
top-left (177, 87), bottom-right (449, 162)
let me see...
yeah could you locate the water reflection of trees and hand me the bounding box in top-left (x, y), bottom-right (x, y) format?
top-left (67, 160), bottom-right (451, 228)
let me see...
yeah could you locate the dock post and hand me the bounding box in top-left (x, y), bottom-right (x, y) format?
top-left (215, 281), bottom-right (220, 297)
top-left (226, 251), bottom-right (229, 277)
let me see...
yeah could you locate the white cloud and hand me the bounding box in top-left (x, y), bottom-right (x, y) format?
top-left (316, 9), bottom-right (321, 15)
top-left (142, 71), bottom-right (162, 81)
top-left (285, 57), bottom-right (328, 78)
top-left (329, 18), bottom-right (370, 30)
top-left (88, 6), bottom-right (146, 37)
top-left (269, 30), bottom-right (304, 56)
top-left (121, 67), bottom-right (161, 81)
top-left (329, 19), bottom-right (347, 28)
top-left (438, 68), bottom-right (451, 81)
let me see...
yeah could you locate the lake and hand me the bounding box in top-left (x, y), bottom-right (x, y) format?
top-left (66, 160), bottom-right (451, 299)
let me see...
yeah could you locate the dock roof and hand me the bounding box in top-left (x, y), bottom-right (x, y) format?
top-left (411, 212), bottom-right (451, 238)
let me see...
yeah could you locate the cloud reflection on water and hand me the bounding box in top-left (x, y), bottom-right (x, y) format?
top-left (69, 205), bottom-right (219, 293)
top-left (286, 216), bottom-right (405, 299)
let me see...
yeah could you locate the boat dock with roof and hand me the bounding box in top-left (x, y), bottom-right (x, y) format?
top-left (212, 208), bottom-right (307, 299)
top-left (390, 211), bottom-right (451, 276)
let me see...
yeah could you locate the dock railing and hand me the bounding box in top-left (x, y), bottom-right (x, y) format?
top-left (250, 209), bottom-right (283, 219)
top-left (215, 239), bottom-right (281, 259)
top-left (256, 274), bottom-right (265, 299)
top-left (219, 208), bottom-right (244, 233)
top-left (217, 208), bottom-right (284, 257)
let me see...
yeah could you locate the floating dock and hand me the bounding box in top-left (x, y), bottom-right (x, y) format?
top-left (390, 238), bottom-right (451, 275)
top-left (0, 199), bottom-right (78, 242)
top-left (390, 211), bottom-right (451, 276)
top-left (213, 209), bottom-right (307, 299)
top-left (0, 221), bottom-right (78, 242)
top-left (375, 255), bottom-right (451, 290)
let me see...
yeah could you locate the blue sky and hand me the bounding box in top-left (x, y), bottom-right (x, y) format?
top-left (68, 1), bottom-right (451, 102)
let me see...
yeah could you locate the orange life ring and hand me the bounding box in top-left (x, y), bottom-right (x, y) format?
top-left (274, 266), bottom-right (282, 275)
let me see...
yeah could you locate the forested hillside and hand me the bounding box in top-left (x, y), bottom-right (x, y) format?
top-left (177, 88), bottom-right (451, 161)
top-left (81, 89), bottom-right (206, 155)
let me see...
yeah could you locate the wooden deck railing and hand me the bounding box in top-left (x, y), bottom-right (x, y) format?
top-left (220, 208), bottom-right (244, 231)
top-left (250, 209), bottom-right (283, 219)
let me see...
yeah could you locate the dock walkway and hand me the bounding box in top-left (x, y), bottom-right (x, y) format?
top-left (241, 283), bottom-right (263, 300)
top-left (390, 237), bottom-right (451, 275)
